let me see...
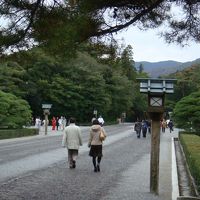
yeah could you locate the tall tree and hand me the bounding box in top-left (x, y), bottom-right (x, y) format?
top-left (138, 64), bottom-right (144, 74)
top-left (117, 45), bottom-right (137, 81)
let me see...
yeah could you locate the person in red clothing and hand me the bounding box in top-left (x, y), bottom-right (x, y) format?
top-left (52, 117), bottom-right (56, 130)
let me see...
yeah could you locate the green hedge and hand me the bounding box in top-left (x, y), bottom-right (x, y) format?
top-left (179, 130), bottom-right (200, 137)
top-left (179, 133), bottom-right (200, 193)
top-left (0, 128), bottom-right (39, 140)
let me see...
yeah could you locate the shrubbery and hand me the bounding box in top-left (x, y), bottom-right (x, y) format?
top-left (0, 128), bottom-right (39, 140)
top-left (0, 90), bottom-right (32, 129)
top-left (174, 92), bottom-right (200, 132)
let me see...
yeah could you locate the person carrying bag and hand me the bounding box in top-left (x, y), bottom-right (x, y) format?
top-left (88, 119), bottom-right (106, 172)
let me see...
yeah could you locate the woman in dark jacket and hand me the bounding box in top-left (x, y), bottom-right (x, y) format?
top-left (168, 120), bottom-right (174, 133)
top-left (134, 119), bottom-right (142, 138)
top-left (88, 119), bottom-right (106, 172)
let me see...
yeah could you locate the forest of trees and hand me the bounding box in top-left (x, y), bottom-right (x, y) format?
top-left (0, 42), bottom-right (149, 127)
top-left (168, 64), bottom-right (200, 131)
top-left (1, 40), bottom-right (200, 129)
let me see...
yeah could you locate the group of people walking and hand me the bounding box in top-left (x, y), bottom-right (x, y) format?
top-left (61, 115), bottom-right (174, 171)
top-left (134, 118), bottom-right (174, 138)
top-left (134, 119), bottom-right (151, 138)
top-left (52, 116), bottom-right (67, 131)
top-left (62, 116), bottom-right (106, 172)
top-left (34, 116), bottom-right (67, 131)
top-left (160, 119), bottom-right (174, 133)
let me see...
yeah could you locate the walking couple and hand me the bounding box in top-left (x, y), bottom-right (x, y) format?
top-left (62, 118), bottom-right (106, 172)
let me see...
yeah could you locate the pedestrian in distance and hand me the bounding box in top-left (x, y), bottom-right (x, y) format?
top-left (62, 116), bottom-right (67, 130)
top-left (56, 117), bottom-right (59, 130)
top-left (166, 119), bottom-right (170, 128)
top-left (88, 119), bottom-right (106, 172)
top-left (161, 119), bottom-right (167, 133)
top-left (98, 115), bottom-right (104, 126)
top-left (62, 117), bottom-right (82, 169)
top-left (134, 119), bottom-right (142, 138)
top-left (58, 116), bottom-right (63, 130)
top-left (35, 117), bottom-right (41, 129)
top-left (168, 119), bottom-right (174, 133)
top-left (147, 120), bottom-right (151, 134)
top-left (51, 117), bottom-right (56, 130)
top-left (142, 120), bottom-right (148, 138)
top-left (91, 115), bottom-right (96, 124)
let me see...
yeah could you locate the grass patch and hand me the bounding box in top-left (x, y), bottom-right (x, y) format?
top-left (179, 133), bottom-right (200, 193)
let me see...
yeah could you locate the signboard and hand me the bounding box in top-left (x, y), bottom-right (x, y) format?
top-left (93, 110), bottom-right (97, 115)
top-left (42, 104), bottom-right (52, 109)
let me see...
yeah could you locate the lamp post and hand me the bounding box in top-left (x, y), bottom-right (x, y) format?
top-left (42, 104), bottom-right (52, 135)
top-left (137, 78), bottom-right (176, 195)
top-left (121, 112), bottom-right (126, 123)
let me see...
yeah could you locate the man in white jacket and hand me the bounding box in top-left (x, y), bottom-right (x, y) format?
top-left (98, 115), bottom-right (104, 126)
top-left (62, 117), bottom-right (82, 168)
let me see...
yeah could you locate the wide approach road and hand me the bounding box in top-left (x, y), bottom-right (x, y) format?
top-left (0, 123), bottom-right (176, 200)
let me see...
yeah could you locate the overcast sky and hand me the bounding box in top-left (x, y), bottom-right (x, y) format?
top-left (115, 26), bottom-right (200, 63)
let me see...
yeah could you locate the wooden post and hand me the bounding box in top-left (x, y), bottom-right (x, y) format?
top-left (43, 108), bottom-right (50, 135)
top-left (149, 112), bottom-right (163, 195)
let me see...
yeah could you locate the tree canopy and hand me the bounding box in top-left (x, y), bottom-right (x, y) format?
top-left (173, 91), bottom-right (200, 132)
top-left (0, 0), bottom-right (200, 55)
top-left (0, 90), bottom-right (32, 128)
top-left (165, 63), bottom-right (200, 130)
top-left (166, 63), bottom-right (200, 103)
top-left (0, 44), bottom-right (146, 122)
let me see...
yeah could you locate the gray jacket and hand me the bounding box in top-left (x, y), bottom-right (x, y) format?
top-left (62, 123), bottom-right (82, 150)
top-left (134, 122), bottom-right (142, 132)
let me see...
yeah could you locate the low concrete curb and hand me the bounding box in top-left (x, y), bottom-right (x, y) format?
top-left (177, 196), bottom-right (200, 200)
top-left (172, 137), bottom-right (180, 200)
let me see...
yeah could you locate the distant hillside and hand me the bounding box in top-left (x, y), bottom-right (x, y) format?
top-left (135, 58), bottom-right (200, 77)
